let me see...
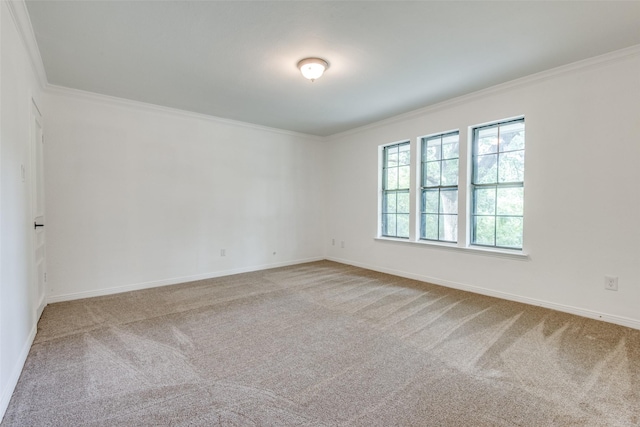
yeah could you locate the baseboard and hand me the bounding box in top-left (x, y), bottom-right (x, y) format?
top-left (36, 295), bottom-right (47, 320)
top-left (47, 255), bottom-right (640, 330)
top-left (326, 256), bottom-right (640, 331)
top-left (0, 324), bottom-right (37, 423)
top-left (47, 257), bottom-right (324, 303)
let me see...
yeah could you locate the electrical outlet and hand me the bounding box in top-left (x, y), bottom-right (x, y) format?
top-left (340, 241), bottom-right (345, 248)
top-left (220, 249), bottom-right (226, 257)
top-left (332, 238), bottom-right (335, 246)
top-left (604, 276), bottom-right (618, 291)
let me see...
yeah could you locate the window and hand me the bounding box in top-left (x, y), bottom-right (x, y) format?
top-left (377, 116), bottom-right (525, 254)
top-left (420, 132), bottom-right (459, 242)
top-left (381, 141), bottom-right (410, 238)
top-left (471, 118), bottom-right (525, 249)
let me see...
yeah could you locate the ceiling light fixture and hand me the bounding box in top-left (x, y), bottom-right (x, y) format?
top-left (297, 58), bottom-right (329, 82)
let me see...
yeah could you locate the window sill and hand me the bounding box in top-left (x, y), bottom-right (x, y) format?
top-left (374, 237), bottom-right (530, 260)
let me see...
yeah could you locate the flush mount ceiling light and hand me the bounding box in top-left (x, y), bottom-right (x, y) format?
top-left (297, 58), bottom-right (329, 82)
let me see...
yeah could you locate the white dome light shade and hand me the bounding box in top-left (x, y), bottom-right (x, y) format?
top-left (297, 58), bottom-right (329, 82)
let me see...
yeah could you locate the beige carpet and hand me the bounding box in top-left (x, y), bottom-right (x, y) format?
top-left (3, 261), bottom-right (640, 426)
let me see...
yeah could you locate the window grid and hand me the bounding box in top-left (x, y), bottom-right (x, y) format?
top-left (471, 118), bottom-right (525, 249)
top-left (382, 141), bottom-right (410, 238)
top-left (420, 132), bottom-right (459, 242)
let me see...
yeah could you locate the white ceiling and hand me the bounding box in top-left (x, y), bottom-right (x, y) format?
top-left (26, 1), bottom-right (640, 136)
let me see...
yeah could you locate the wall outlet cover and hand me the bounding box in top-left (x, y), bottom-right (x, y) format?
top-left (605, 276), bottom-right (618, 291)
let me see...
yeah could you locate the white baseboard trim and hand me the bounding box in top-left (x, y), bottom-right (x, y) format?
top-left (0, 324), bottom-right (37, 423)
top-left (46, 257), bottom-right (324, 303)
top-left (326, 256), bottom-right (640, 331)
top-left (36, 295), bottom-right (47, 320)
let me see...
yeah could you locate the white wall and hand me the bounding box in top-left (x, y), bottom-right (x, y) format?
top-left (2, 0), bottom-right (637, 421)
top-left (324, 49), bottom-right (640, 328)
top-left (0, 0), bottom-right (44, 419)
top-left (43, 90), bottom-right (325, 301)
top-left (2, 1), bottom-right (639, 418)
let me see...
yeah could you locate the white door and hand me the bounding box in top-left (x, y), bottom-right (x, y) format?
top-left (31, 100), bottom-right (46, 313)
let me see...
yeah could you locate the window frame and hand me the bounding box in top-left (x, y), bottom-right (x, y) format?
top-left (470, 117), bottom-right (525, 250)
top-left (419, 131), bottom-right (460, 243)
top-left (374, 116), bottom-right (527, 258)
top-left (380, 140), bottom-right (411, 239)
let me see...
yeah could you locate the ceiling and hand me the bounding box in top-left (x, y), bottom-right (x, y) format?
top-left (26, 1), bottom-right (640, 136)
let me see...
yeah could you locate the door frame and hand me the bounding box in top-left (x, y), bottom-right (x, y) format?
top-left (30, 97), bottom-right (46, 320)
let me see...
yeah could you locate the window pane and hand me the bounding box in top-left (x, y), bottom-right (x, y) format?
top-left (397, 192), bottom-right (410, 214)
top-left (422, 146), bottom-right (429, 163)
top-left (476, 127), bottom-right (498, 155)
top-left (424, 189), bottom-right (439, 213)
top-left (386, 146), bottom-right (399, 168)
top-left (496, 187), bottom-right (523, 216)
top-left (474, 188), bottom-right (496, 215)
top-left (441, 159), bottom-right (458, 186)
top-left (398, 144), bottom-right (411, 165)
top-left (421, 164), bottom-right (427, 188)
top-left (397, 214), bottom-right (410, 238)
top-left (383, 192), bottom-right (396, 214)
top-left (425, 161), bottom-right (441, 187)
top-left (425, 138), bottom-right (441, 161)
top-left (474, 154), bottom-right (497, 184)
top-left (385, 167), bottom-right (398, 190)
top-left (501, 133), bottom-right (525, 152)
top-left (398, 165), bottom-right (411, 189)
top-left (474, 216), bottom-right (495, 246)
top-left (442, 135), bottom-right (459, 159)
top-left (424, 214), bottom-right (438, 240)
top-left (440, 189), bottom-right (458, 214)
top-left (496, 216), bottom-right (523, 248)
top-left (440, 214), bottom-right (458, 242)
top-left (500, 122), bottom-right (525, 152)
top-left (498, 151), bottom-right (525, 183)
top-left (383, 214), bottom-right (396, 236)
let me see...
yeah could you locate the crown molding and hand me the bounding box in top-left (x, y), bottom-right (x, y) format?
top-left (44, 84), bottom-right (324, 141)
top-left (4, 0), bottom-right (48, 88)
top-left (327, 44), bottom-right (640, 140)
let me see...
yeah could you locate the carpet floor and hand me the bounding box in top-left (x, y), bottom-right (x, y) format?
top-left (3, 261), bottom-right (640, 426)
